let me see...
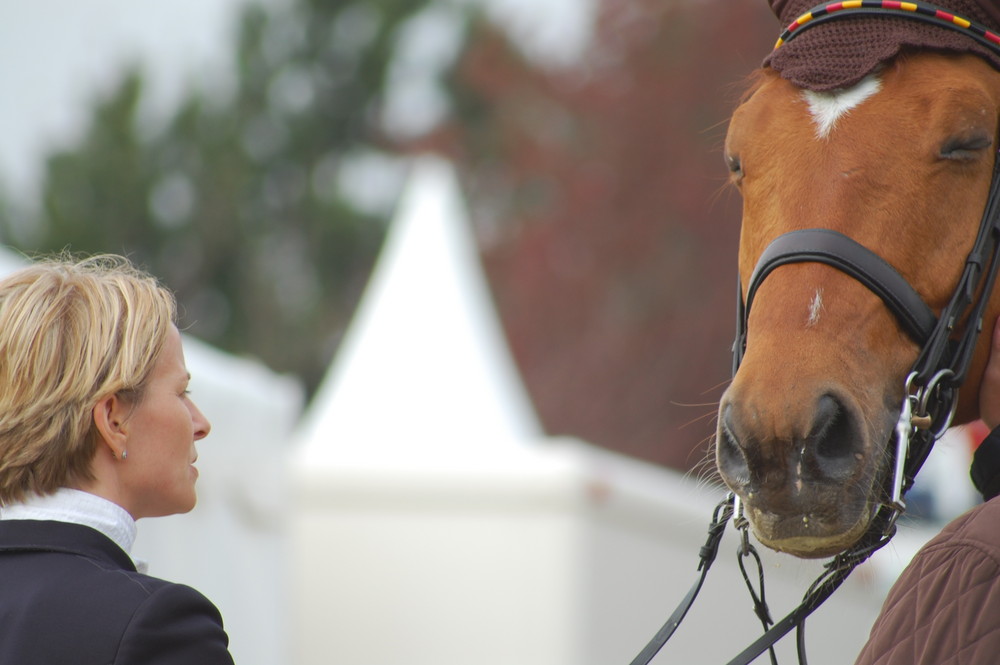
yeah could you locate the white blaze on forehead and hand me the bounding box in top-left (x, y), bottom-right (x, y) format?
top-left (802, 74), bottom-right (882, 139)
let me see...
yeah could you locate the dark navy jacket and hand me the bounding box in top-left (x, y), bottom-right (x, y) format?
top-left (0, 519), bottom-right (234, 664)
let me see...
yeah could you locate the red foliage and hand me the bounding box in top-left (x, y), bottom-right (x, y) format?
top-left (431, 0), bottom-right (778, 470)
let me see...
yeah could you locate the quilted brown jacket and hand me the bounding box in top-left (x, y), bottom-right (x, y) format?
top-left (854, 497), bottom-right (1000, 664)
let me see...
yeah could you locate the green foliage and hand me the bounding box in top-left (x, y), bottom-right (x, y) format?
top-left (25, 0), bottom-right (447, 391)
top-left (9, 0), bottom-right (776, 469)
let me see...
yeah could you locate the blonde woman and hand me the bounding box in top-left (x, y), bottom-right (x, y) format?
top-left (0, 255), bottom-right (234, 664)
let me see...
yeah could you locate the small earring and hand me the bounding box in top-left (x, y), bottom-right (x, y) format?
top-left (120, 450), bottom-right (128, 461)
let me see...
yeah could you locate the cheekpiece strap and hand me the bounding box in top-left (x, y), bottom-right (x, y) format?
top-left (734, 228), bottom-right (938, 367)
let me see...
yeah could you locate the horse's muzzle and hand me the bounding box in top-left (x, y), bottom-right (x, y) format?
top-left (716, 391), bottom-right (880, 557)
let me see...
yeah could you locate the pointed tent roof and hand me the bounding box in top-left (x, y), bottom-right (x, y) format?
top-left (295, 156), bottom-right (542, 464)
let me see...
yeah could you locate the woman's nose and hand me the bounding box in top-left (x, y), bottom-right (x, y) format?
top-left (191, 402), bottom-right (211, 440)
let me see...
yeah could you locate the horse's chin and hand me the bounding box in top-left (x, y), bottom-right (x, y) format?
top-left (744, 502), bottom-right (876, 559)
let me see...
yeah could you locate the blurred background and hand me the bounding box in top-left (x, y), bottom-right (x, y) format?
top-left (0, 0), bottom-right (982, 663)
top-left (0, 0), bottom-right (776, 470)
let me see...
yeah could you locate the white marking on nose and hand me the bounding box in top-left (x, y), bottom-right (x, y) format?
top-left (807, 289), bottom-right (823, 327)
top-left (795, 453), bottom-right (804, 491)
top-left (802, 74), bottom-right (882, 139)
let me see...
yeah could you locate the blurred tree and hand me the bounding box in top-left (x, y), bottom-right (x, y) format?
top-left (19, 0), bottom-right (448, 391)
top-left (9, 0), bottom-right (780, 473)
top-left (423, 0), bottom-right (777, 470)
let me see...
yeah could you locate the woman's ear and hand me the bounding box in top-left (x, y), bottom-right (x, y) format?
top-left (92, 394), bottom-right (129, 455)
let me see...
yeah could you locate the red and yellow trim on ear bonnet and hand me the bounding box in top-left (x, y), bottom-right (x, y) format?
top-left (763, 0), bottom-right (1000, 90)
top-left (775, 1), bottom-right (1000, 50)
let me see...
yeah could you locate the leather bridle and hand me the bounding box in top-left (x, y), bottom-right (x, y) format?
top-left (629, 2), bottom-right (1000, 664)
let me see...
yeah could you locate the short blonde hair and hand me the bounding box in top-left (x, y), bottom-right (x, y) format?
top-left (0, 254), bottom-right (176, 503)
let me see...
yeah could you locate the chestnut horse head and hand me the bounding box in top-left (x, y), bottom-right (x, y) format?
top-left (716, 50), bottom-right (1000, 558)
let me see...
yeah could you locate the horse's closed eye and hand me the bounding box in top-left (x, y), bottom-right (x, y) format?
top-left (939, 133), bottom-right (992, 162)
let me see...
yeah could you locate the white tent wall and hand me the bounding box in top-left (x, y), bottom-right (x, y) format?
top-left (288, 157), bottom-right (894, 664)
top-left (290, 439), bottom-right (888, 665)
top-left (0, 245), bottom-right (26, 274)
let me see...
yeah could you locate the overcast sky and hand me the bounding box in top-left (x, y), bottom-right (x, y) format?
top-left (0, 0), bottom-right (595, 198)
top-left (0, 0), bottom-right (248, 194)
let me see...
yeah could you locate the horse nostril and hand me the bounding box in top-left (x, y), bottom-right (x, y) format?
top-left (807, 394), bottom-right (861, 479)
top-left (717, 394), bottom-right (865, 493)
top-left (717, 405), bottom-right (751, 486)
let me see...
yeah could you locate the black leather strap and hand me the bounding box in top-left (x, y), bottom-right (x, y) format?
top-left (723, 514), bottom-right (894, 665)
top-left (745, 228), bottom-right (938, 344)
top-left (628, 496), bottom-right (733, 665)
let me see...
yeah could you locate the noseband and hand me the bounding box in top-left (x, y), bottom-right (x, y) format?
top-left (631, 3), bottom-right (1000, 664)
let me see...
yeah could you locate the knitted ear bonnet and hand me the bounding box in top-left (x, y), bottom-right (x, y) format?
top-left (764, 0), bottom-right (1000, 91)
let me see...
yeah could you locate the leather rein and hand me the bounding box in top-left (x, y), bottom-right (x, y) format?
top-left (628, 3), bottom-right (1000, 664)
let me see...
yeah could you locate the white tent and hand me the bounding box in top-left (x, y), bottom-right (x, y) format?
top-left (288, 157), bottom-right (890, 665)
top-left (294, 155), bottom-right (541, 466)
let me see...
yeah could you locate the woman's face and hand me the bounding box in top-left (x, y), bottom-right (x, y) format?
top-left (118, 325), bottom-right (211, 519)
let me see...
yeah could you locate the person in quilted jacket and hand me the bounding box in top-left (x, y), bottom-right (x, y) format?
top-left (854, 315), bottom-right (1000, 665)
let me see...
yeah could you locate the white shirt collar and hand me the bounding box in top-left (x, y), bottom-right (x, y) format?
top-left (0, 488), bottom-right (146, 572)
